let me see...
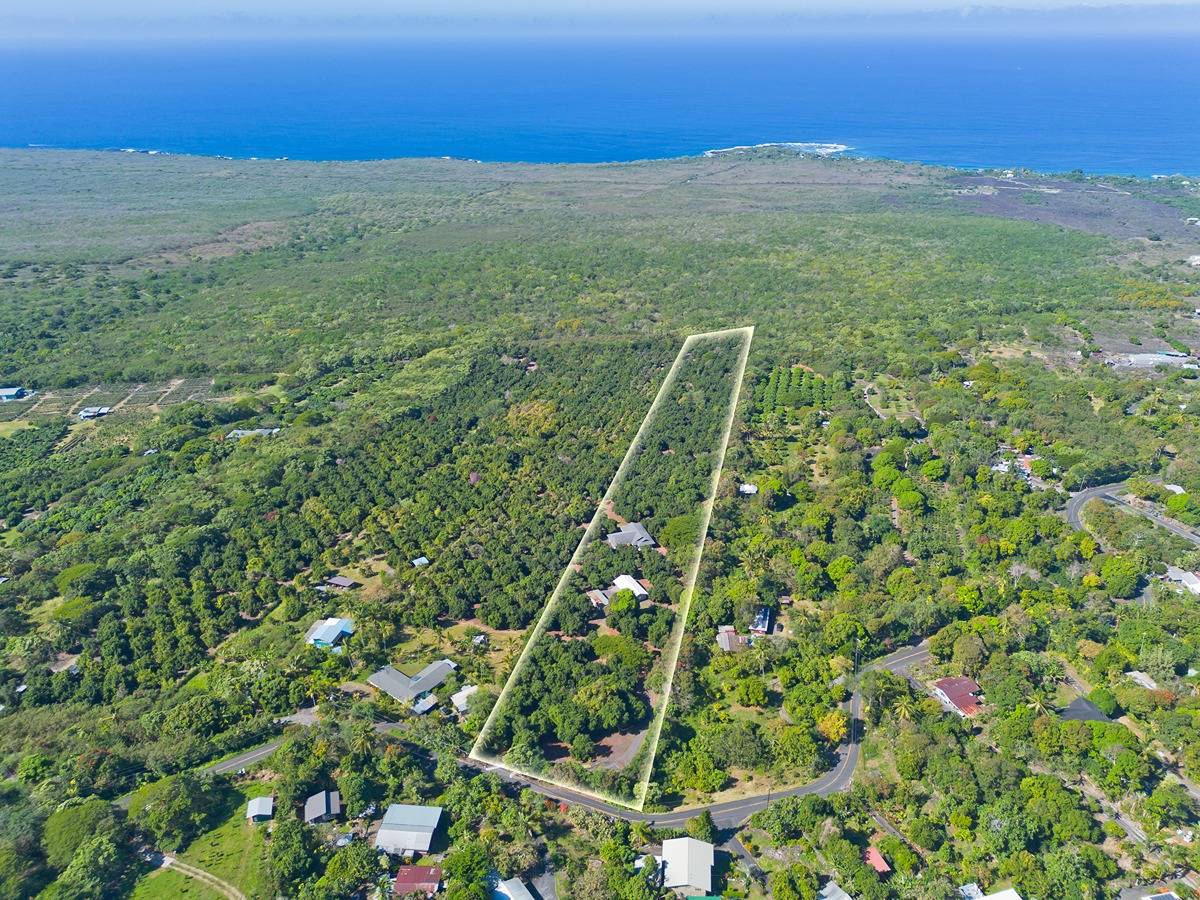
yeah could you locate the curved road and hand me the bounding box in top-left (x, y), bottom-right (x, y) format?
top-left (471, 641), bottom-right (930, 828)
top-left (194, 643), bottom-right (928, 829)
top-left (1067, 480), bottom-right (1200, 547)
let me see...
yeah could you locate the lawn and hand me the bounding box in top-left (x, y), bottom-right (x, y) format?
top-left (172, 782), bottom-right (277, 900)
top-left (129, 867), bottom-right (224, 900)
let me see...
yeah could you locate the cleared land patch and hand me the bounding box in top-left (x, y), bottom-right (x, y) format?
top-left (471, 326), bottom-right (752, 809)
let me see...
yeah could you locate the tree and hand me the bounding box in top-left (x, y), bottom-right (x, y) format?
top-left (127, 772), bottom-right (221, 851)
top-left (317, 842), bottom-right (385, 895)
top-left (816, 709), bottom-right (849, 745)
top-left (686, 810), bottom-right (716, 844)
top-left (43, 834), bottom-right (129, 900)
top-left (42, 799), bottom-right (122, 870)
top-left (269, 818), bottom-right (315, 892)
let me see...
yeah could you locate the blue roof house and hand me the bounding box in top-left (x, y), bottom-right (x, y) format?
top-left (305, 617), bottom-right (355, 650)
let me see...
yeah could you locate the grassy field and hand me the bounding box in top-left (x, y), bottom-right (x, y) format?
top-left (149, 782), bottom-right (276, 900)
top-left (130, 868), bottom-right (225, 900)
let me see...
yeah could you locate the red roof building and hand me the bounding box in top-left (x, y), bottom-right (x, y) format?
top-left (394, 866), bottom-right (442, 897)
top-left (932, 676), bottom-right (983, 717)
top-left (863, 846), bottom-right (891, 875)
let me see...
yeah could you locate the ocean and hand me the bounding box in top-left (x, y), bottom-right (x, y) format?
top-left (1, 36), bottom-right (1197, 176)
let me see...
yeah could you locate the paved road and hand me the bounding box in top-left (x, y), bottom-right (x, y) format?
top-left (1068, 480), bottom-right (1200, 547)
top-left (476, 642), bottom-right (930, 829)
top-left (151, 642), bottom-right (928, 831)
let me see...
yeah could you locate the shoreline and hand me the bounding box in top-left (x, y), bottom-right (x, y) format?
top-left (4, 141), bottom-right (1199, 183)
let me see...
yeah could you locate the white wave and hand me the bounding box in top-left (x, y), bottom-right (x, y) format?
top-left (703, 141), bottom-right (852, 158)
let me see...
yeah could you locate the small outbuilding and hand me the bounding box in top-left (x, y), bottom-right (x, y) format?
top-left (303, 789), bottom-right (342, 824)
top-left (246, 796), bottom-right (274, 822)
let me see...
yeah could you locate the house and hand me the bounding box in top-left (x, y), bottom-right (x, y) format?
top-left (246, 796), bottom-right (274, 822)
top-left (738, 483), bottom-right (759, 496)
top-left (227, 427), bottom-right (280, 440)
top-left (863, 846), bottom-right (891, 875)
top-left (471, 634), bottom-right (488, 647)
top-left (661, 837), bottom-right (714, 894)
top-left (932, 676), bottom-right (983, 717)
top-left (1128, 670), bottom-right (1160, 690)
top-left (451, 684), bottom-right (478, 714)
top-left (1188, 255), bottom-right (1200, 267)
top-left (1163, 483), bottom-right (1187, 494)
top-left (411, 695), bottom-right (438, 715)
top-left (1164, 565), bottom-right (1200, 595)
top-left (77, 406), bottom-right (111, 420)
top-left (750, 607), bottom-right (772, 635)
top-left (604, 522), bottom-right (656, 550)
top-left (959, 885), bottom-right (1023, 900)
top-left (412, 556), bottom-right (430, 567)
top-left (305, 617), bottom-right (355, 649)
top-left (368, 660), bottom-right (458, 704)
top-left (715, 625), bottom-right (749, 653)
top-left (324, 575), bottom-right (361, 590)
top-left (493, 877), bottom-right (536, 900)
top-left (0, 387), bottom-right (27, 402)
top-left (375, 804), bottom-right (443, 855)
top-left (819, 882), bottom-right (854, 900)
top-left (393, 865), bottom-right (442, 897)
top-left (1060, 696), bottom-right (1110, 723)
top-left (588, 574), bottom-right (650, 607)
top-left (303, 789), bottom-right (342, 824)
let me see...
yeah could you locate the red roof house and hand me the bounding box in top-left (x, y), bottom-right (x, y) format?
top-left (863, 846), bottom-right (891, 875)
top-left (932, 676), bottom-right (983, 717)
top-left (394, 866), bottom-right (442, 897)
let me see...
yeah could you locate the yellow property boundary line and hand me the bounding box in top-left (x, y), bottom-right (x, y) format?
top-left (470, 326), bottom-right (754, 810)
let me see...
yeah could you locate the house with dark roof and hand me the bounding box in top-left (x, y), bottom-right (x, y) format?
top-left (932, 676), bottom-right (983, 717)
top-left (1060, 696), bottom-right (1110, 723)
top-left (393, 865), bottom-right (442, 897)
top-left (303, 789), bottom-right (342, 824)
top-left (716, 625), bottom-right (749, 653)
top-left (368, 660), bottom-right (457, 706)
top-left (604, 522), bottom-right (656, 550)
top-left (324, 575), bottom-right (360, 590)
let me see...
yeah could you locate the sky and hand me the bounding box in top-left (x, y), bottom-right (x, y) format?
top-left (5, 0), bottom-right (1200, 41)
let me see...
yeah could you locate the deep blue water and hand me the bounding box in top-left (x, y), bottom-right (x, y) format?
top-left (1, 37), bottom-right (1197, 175)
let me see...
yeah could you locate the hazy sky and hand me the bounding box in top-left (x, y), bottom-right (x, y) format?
top-left (6, 0), bottom-right (1200, 40)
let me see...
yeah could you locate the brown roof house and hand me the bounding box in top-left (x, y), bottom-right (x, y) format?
top-left (932, 676), bottom-right (983, 717)
top-left (393, 865), bottom-right (442, 897)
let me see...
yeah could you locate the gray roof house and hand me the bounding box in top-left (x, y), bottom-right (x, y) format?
top-left (375, 804), bottom-right (443, 855)
top-left (368, 660), bottom-right (457, 704)
top-left (604, 522), bottom-right (656, 550)
top-left (0, 387), bottom-right (28, 402)
top-left (303, 789), bottom-right (342, 824)
top-left (246, 796), bottom-right (274, 821)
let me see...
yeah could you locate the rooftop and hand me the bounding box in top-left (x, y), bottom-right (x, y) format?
top-left (604, 521), bottom-right (656, 549)
top-left (661, 837), bottom-right (714, 893)
top-left (368, 659), bottom-right (457, 703)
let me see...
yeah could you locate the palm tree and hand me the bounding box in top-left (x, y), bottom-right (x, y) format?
top-left (892, 694), bottom-right (916, 723)
top-left (1027, 694), bottom-right (1052, 718)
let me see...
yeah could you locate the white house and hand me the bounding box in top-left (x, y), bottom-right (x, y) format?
top-left (660, 837), bottom-right (713, 894)
top-left (1165, 565), bottom-right (1200, 595)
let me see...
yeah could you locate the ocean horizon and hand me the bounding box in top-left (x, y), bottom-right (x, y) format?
top-left (2, 35), bottom-right (1198, 177)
